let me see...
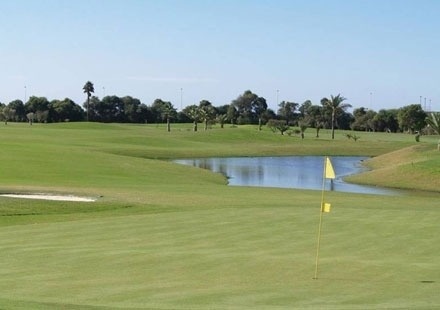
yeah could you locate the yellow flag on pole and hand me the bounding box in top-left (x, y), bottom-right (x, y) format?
top-left (322, 203), bottom-right (331, 213)
top-left (315, 157), bottom-right (336, 279)
top-left (325, 157), bottom-right (335, 179)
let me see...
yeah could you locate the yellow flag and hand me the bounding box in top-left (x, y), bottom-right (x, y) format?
top-left (322, 203), bottom-right (331, 213)
top-left (325, 157), bottom-right (335, 179)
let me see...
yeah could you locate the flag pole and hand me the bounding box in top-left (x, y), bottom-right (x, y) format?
top-left (314, 156), bottom-right (327, 279)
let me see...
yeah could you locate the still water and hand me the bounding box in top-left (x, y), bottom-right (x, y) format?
top-left (174, 156), bottom-right (397, 195)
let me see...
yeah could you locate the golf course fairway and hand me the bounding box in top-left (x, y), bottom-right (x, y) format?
top-left (0, 123), bottom-right (439, 309)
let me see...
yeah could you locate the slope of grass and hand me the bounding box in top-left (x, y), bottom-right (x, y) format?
top-left (1, 122), bottom-right (436, 193)
top-left (0, 122), bottom-right (439, 309)
top-left (346, 143), bottom-right (440, 191)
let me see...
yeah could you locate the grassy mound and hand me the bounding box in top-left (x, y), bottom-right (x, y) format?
top-left (346, 144), bottom-right (440, 192)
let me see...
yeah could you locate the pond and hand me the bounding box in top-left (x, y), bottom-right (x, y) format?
top-left (173, 156), bottom-right (398, 195)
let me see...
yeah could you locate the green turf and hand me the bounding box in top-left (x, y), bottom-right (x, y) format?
top-left (0, 123), bottom-right (439, 309)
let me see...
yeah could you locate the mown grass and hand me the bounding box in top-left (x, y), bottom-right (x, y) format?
top-left (0, 122), bottom-right (439, 309)
top-left (346, 144), bottom-right (440, 191)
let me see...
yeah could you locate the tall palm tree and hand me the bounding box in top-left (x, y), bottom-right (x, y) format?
top-left (83, 81), bottom-right (94, 121)
top-left (321, 94), bottom-right (351, 139)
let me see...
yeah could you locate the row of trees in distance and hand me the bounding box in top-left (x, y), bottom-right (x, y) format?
top-left (1, 81), bottom-right (439, 136)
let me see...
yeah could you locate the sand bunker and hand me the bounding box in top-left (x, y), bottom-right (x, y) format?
top-left (0, 193), bottom-right (96, 202)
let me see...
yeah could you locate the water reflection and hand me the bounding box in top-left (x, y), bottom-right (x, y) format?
top-left (174, 156), bottom-right (398, 195)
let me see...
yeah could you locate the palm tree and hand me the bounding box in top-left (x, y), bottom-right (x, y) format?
top-left (199, 100), bottom-right (215, 131)
top-left (425, 112), bottom-right (440, 135)
top-left (321, 94), bottom-right (351, 139)
top-left (298, 119), bottom-right (309, 140)
top-left (216, 114), bottom-right (228, 128)
top-left (252, 97), bottom-right (268, 130)
top-left (83, 81), bottom-right (94, 121)
top-left (183, 104), bottom-right (201, 131)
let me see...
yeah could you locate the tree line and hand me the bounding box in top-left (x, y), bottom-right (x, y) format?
top-left (1, 81), bottom-right (439, 136)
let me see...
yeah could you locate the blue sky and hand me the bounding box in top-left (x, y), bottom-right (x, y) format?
top-left (1, 0), bottom-right (439, 112)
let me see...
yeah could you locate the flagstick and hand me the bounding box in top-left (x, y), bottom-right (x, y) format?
top-left (314, 157), bottom-right (327, 279)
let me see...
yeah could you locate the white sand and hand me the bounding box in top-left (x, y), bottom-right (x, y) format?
top-left (0, 194), bottom-right (96, 202)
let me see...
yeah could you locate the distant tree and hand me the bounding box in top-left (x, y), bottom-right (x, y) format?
top-left (26, 112), bottom-right (35, 125)
top-left (25, 96), bottom-right (50, 113)
top-left (267, 119), bottom-right (289, 135)
top-left (86, 96), bottom-right (101, 121)
top-left (0, 104), bottom-right (4, 124)
top-left (397, 104), bottom-right (426, 133)
top-left (336, 111), bottom-right (354, 131)
top-left (278, 101), bottom-right (299, 125)
top-left (100, 96), bottom-right (124, 122)
top-left (199, 100), bottom-right (216, 130)
top-left (298, 100), bottom-right (313, 118)
top-left (227, 104), bottom-right (238, 126)
top-left (25, 96), bottom-right (50, 123)
top-left (314, 121), bottom-right (324, 138)
top-left (321, 94), bottom-right (352, 139)
top-left (151, 99), bottom-right (177, 132)
top-left (183, 104), bottom-right (201, 131)
top-left (264, 108), bottom-right (277, 121)
top-left (298, 119), bottom-right (309, 139)
top-left (121, 96), bottom-right (143, 123)
top-left (136, 104), bottom-right (151, 123)
top-left (83, 81), bottom-right (94, 121)
top-left (0, 105), bottom-right (5, 124)
top-left (49, 99), bottom-right (62, 120)
top-left (216, 114), bottom-right (228, 128)
top-left (232, 90), bottom-right (254, 124)
top-left (212, 105), bottom-right (229, 128)
top-left (1, 106), bottom-right (16, 124)
top-left (251, 96), bottom-right (268, 130)
top-left (215, 104), bottom-right (230, 116)
top-left (351, 107), bottom-right (367, 131)
top-left (425, 112), bottom-right (440, 135)
top-left (85, 95), bottom-right (146, 123)
top-left (50, 98), bottom-right (84, 122)
top-left (300, 104), bottom-right (325, 137)
top-left (373, 109), bottom-right (399, 132)
top-left (7, 100), bottom-right (26, 121)
top-left (365, 110), bottom-right (378, 131)
top-left (36, 110), bottom-right (49, 123)
top-left (351, 107), bottom-right (377, 131)
top-left (231, 90), bottom-right (261, 124)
